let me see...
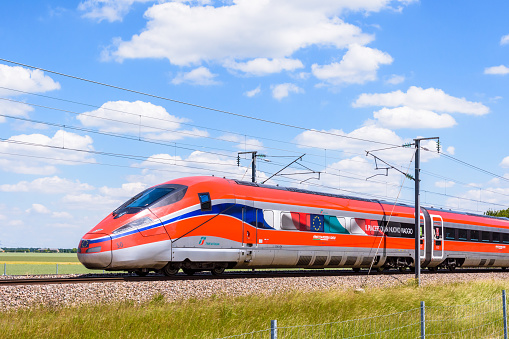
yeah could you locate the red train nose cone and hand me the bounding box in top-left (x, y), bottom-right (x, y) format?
top-left (77, 233), bottom-right (112, 269)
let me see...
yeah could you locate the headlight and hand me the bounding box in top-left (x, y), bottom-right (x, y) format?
top-left (112, 217), bottom-right (153, 234)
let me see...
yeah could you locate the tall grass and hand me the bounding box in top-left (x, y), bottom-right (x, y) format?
top-left (1, 279), bottom-right (508, 338)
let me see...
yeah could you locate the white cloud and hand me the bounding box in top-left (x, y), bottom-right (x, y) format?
top-left (99, 182), bottom-right (147, 198)
top-left (0, 130), bottom-right (95, 175)
top-left (435, 181), bottom-right (455, 188)
top-left (501, 34), bottom-right (509, 45)
top-left (0, 100), bottom-right (33, 123)
top-left (61, 193), bottom-right (121, 210)
top-left (244, 86), bottom-right (261, 97)
top-left (219, 134), bottom-right (264, 150)
top-left (271, 83), bottom-right (304, 100)
top-left (484, 65), bottom-right (509, 75)
top-left (26, 203), bottom-right (51, 214)
top-left (128, 151), bottom-right (268, 186)
top-left (78, 0), bottom-right (154, 22)
top-left (171, 67), bottom-right (220, 85)
top-left (225, 58), bottom-right (304, 76)
top-left (353, 86), bottom-right (490, 115)
top-left (446, 146), bottom-right (455, 155)
top-left (501, 156), bottom-right (509, 168)
top-left (77, 100), bottom-right (207, 141)
top-left (445, 186), bottom-right (509, 213)
top-left (385, 74), bottom-right (405, 85)
top-left (107, 1), bottom-right (377, 66)
top-left (294, 124), bottom-right (439, 164)
top-left (0, 64), bottom-right (60, 96)
top-left (52, 212), bottom-right (73, 219)
top-left (312, 44), bottom-right (393, 85)
top-left (373, 107), bottom-right (457, 129)
top-left (0, 176), bottom-right (94, 193)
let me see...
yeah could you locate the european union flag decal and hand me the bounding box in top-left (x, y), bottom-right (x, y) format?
top-left (310, 214), bottom-right (324, 232)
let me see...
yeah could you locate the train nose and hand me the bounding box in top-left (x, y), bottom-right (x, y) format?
top-left (77, 233), bottom-right (112, 269)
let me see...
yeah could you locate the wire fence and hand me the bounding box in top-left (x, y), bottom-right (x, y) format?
top-left (0, 262), bottom-right (119, 275)
top-left (219, 291), bottom-right (509, 339)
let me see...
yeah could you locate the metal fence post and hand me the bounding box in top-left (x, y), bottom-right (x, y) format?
top-left (271, 319), bottom-right (277, 339)
top-left (3, 263), bottom-right (6, 276)
top-left (503, 290), bottom-right (508, 339)
top-left (56, 263), bottom-right (59, 275)
top-left (420, 301), bottom-right (425, 339)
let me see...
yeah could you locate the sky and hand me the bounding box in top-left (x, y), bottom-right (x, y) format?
top-left (1, 0), bottom-right (509, 248)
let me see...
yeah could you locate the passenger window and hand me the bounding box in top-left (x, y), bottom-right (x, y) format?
top-left (470, 230), bottom-right (479, 241)
top-left (481, 231), bottom-right (490, 242)
top-left (324, 216), bottom-right (348, 234)
top-left (458, 229), bottom-right (467, 241)
top-left (252, 209), bottom-right (274, 229)
top-left (299, 213), bottom-right (310, 231)
top-left (281, 212), bottom-right (298, 230)
top-left (445, 228), bottom-right (455, 240)
top-left (503, 233), bottom-right (509, 244)
top-left (260, 210), bottom-right (274, 229)
top-left (493, 233), bottom-right (501, 243)
top-left (198, 193), bottom-right (211, 211)
top-left (350, 218), bottom-right (367, 235)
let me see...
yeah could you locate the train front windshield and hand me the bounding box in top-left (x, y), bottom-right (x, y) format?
top-left (112, 184), bottom-right (187, 218)
top-left (125, 188), bottom-right (175, 209)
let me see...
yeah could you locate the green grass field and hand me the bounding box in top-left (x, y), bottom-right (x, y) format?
top-left (1, 279), bottom-right (508, 338)
top-left (0, 252), bottom-right (101, 275)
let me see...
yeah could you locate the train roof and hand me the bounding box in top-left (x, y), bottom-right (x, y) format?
top-left (232, 179), bottom-right (509, 222)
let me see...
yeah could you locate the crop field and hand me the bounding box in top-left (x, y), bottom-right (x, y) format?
top-left (0, 252), bottom-right (97, 275)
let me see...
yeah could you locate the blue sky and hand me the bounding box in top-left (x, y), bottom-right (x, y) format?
top-left (1, 0), bottom-right (509, 248)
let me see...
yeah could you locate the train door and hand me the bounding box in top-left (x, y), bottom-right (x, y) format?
top-left (430, 215), bottom-right (444, 259)
top-left (242, 202), bottom-right (256, 247)
top-left (419, 213), bottom-right (426, 260)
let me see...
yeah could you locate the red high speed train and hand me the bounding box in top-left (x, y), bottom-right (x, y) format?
top-left (78, 176), bottom-right (509, 276)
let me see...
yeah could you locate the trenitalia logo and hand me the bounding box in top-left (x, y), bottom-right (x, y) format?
top-left (199, 237), bottom-right (206, 245)
top-left (313, 235), bottom-right (336, 241)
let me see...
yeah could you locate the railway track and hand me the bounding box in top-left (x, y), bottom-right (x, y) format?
top-left (0, 268), bottom-right (505, 286)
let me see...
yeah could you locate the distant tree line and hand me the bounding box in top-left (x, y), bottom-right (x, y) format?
top-left (485, 208), bottom-right (509, 218)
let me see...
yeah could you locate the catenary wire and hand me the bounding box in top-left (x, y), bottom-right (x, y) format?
top-left (0, 58), bottom-right (402, 147)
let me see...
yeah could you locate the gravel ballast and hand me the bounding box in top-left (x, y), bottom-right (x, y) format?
top-left (1, 271), bottom-right (508, 311)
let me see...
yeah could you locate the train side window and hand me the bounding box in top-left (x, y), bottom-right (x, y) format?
top-left (481, 231), bottom-right (490, 242)
top-left (258, 210), bottom-right (275, 229)
top-left (470, 230), bottom-right (479, 242)
top-left (458, 229), bottom-right (467, 241)
top-left (198, 193), bottom-right (211, 211)
top-left (493, 233), bottom-right (501, 243)
top-left (503, 233), bottom-right (509, 244)
top-left (445, 227), bottom-right (455, 240)
top-left (324, 216), bottom-right (348, 234)
top-left (281, 212), bottom-right (299, 230)
top-left (299, 213), bottom-right (310, 232)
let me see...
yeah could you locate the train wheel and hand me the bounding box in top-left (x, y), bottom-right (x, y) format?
top-left (448, 265), bottom-right (456, 272)
top-left (135, 270), bottom-right (148, 277)
top-left (182, 268), bottom-right (196, 276)
top-left (211, 266), bottom-right (225, 276)
top-left (427, 267), bottom-right (438, 272)
top-left (398, 267), bottom-right (407, 272)
top-left (162, 264), bottom-right (179, 276)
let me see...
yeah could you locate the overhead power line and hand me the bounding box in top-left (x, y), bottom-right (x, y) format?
top-left (0, 58), bottom-right (401, 147)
